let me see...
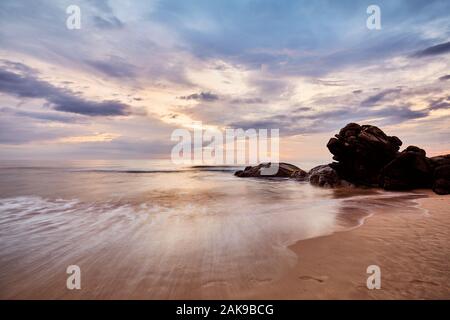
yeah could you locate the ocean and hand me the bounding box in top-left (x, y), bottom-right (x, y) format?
top-left (0, 160), bottom-right (424, 299)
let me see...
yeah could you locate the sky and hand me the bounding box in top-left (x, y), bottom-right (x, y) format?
top-left (0, 0), bottom-right (449, 165)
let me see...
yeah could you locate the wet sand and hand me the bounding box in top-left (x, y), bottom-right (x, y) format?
top-left (243, 191), bottom-right (450, 299)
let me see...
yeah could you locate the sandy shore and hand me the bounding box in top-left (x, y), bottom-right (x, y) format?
top-left (1, 188), bottom-right (448, 300)
top-left (243, 191), bottom-right (450, 299)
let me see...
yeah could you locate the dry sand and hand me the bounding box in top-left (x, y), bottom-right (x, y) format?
top-left (243, 191), bottom-right (450, 299)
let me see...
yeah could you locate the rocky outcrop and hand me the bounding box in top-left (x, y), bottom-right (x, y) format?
top-left (380, 146), bottom-right (432, 190)
top-left (234, 123), bottom-right (449, 195)
top-left (429, 155), bottom-right (450, 195)
top-left (234, 162), bottom-right (307, 178)
top-left (327, 123), bottom-right (402, 186)
top-left (327, 123), bottom-right (448, 194)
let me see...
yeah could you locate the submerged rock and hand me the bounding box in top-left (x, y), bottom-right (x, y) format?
top-left (234, 162), bottom-right (307, 178)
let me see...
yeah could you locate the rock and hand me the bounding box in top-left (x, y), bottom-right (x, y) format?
top-left (429, 154), bottom-right (450, 195)
top-left (380, 146), bottom-right (432, 190)
top-left (291, 169), bottom-right (308, 181)
top-left (234, 162), bottom-right (306, 178)
top-left (429, 154), bottom-right (450, 168)
top-left (308, 164), bottom-right (351, 188)
top-left (327, 123), bottom-right (402, 186)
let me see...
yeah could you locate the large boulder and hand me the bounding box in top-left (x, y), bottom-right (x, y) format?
top-left (429, 154), bottom-right (450, 195)
top-left (234, 162), bottom-right (307, 178)
top-left (327, 123), bottom-right (402, 186)
top-left (308, 164), bottom-right (351, 188)
top-left (380, 146), bottom-right (432, 190)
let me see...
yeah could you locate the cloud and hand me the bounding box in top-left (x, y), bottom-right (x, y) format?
top-left (0, 64), bottom-right (131, 116)
top-left (230, 97), bottom-right (264, 104)
top-left (428, 96), bottom-right (450, 111)
top-left (227, 105), bottom-right (429, 136)
top-left (0, 107), bottom-right (81, 123)
top-left (179, 92), bottom-right (219, 101)
top-left (0, 116), bottom-right (78, 144)
top-left (86, 0), bottom-right (114, 14)
top-left (85, 58), bottom-right (137, 78)
top-left (360, 88), bottom-right (402, 107)
top-left (51, 96), bottom-right (131, 117)
top-left (93, 15), bottom-right (124, 29)
top-left (439, 74), bottom-right (450, 81)
top-left (314, 79), bottom-right (346, 87)
top-left (413, 41), bottom-right (450, 57)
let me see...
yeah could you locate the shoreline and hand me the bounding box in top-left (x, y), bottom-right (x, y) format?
top-left (241, 190), bottom-right (450, 299)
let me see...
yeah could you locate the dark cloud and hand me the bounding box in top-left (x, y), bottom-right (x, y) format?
top-left (179, 92), bottom-right (219, 101)
top-left (439, 75), bottom-right (450, 81)
top-left (414, 41), bottom-right (450, 57)
top-left (0, 59), bottom-right (38, 75)
top-left (295, 107), bottom-right (312, 112)
top-left (0, 65), bottom-right (131, 117)
top-left (360, 88), bottom-right (402, 107)
top-left (51, 96), bottom-right (130, 117)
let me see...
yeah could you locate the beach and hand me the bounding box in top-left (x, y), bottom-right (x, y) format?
top-left (245, 191), bottom-right (450, 299)
top-left (0, 161), bottom-right (448, 299)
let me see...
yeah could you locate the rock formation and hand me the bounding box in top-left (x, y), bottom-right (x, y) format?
top-left (234, 123), bottom-right (449, 195)
top-left (327, 123), bottom-right (402, 186)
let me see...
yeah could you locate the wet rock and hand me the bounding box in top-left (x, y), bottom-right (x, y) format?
top-left (308, 164), bottom-right (351, 188)
top-left (380, 146), bottom-right (432, 190)
top-left (291, 169), bottom-right (308, 181)
top-left (234, 162), bottom-right (306, 178)
top-left (327, 123), bottom-right (402, 186)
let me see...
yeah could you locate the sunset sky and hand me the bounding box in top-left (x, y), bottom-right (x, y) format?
top-left (0, 0), bottom-right (449, 164)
